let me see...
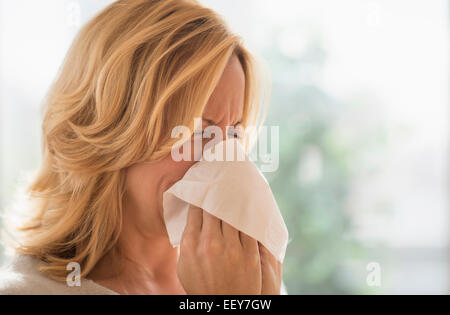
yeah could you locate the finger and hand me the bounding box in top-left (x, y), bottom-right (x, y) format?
top-left (258, 242), bottom-right (277, 264)
top-left (239, 231), bottom-right (258, 252)
top-left (221, 220), bottom-right (240, 244)
top-left (184, 205), bottom-right (203, 235)
top-left (276, 260), bottom-right (283, 278)
top-left (201, 211), bottom-right (222, 237)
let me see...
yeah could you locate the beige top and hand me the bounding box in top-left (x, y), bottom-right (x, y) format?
top-left (0, 254), bottom-right (288, 295)
top-left (0, 255), bottom-right (118, 295)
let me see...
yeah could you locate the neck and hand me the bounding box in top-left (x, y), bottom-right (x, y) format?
top-left (88, 199), bottom-right (185, 294)
top-left (119, 222), bottom-right (179, 279)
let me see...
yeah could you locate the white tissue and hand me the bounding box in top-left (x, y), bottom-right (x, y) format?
top-left (162, 138), bottom-right (289, 263)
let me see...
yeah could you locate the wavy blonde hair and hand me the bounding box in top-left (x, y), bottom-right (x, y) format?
top-left (8, 0), bottom-right (266, 281)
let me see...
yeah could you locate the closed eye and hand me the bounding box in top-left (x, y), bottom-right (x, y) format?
top-left (199, 118), bottom-right (243, 138)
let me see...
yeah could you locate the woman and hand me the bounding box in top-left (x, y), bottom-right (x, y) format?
top-left (0, 0), bottom-right (282, 295)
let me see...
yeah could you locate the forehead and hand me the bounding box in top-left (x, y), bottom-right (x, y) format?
top-left (202, 55), bottom-right (245, 123)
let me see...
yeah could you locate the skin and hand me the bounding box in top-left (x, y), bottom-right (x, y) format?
top-left (88, 55), bottom-right (282, 295)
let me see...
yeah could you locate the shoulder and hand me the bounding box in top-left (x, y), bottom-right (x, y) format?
top-left (0, 255), bottom-right (118, 295)
top-left (0, 255), bottom-right (61, 295)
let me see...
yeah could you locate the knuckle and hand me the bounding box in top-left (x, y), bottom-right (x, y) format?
top-left (180, 233), bottom-right (196, 251)
top-left (201, 237), bottom-right (223, 256)
top-left (226, 245), bottom-right (242, 263)
top-left (250, 251), bottom-right (261, 265)
top-left (244, 250), bottom-right (260, 267)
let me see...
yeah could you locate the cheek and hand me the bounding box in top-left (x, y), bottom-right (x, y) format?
top-left (125, 137), bottom-right (207, 210)
top-left (125, 157), bottom-right (196, 208)
top-left (161, 157), bottom-right (196, 188)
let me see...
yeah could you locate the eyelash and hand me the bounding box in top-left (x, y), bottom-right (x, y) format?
top-left (228, 131), bottom-right (242, 139)
top-left (193, 130), bottom-right (242, 139)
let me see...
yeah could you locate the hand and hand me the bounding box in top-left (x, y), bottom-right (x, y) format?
top-left (177, 205), bottom-right (262, 295)
top-left (259, 242), bottom-right (283, 295)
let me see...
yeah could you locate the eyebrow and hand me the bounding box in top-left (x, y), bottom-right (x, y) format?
top-left (202, 118), bottom-right (243, 126)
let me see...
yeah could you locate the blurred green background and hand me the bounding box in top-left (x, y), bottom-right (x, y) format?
top-left (261, 28), bottom-right (386, 294)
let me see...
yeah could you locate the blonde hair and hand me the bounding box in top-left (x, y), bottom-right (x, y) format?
top-left (8, 0), bottom-right (265, 281)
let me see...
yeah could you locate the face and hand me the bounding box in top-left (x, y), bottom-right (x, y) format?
top-left (124, 54), bottom-right (245, 234)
